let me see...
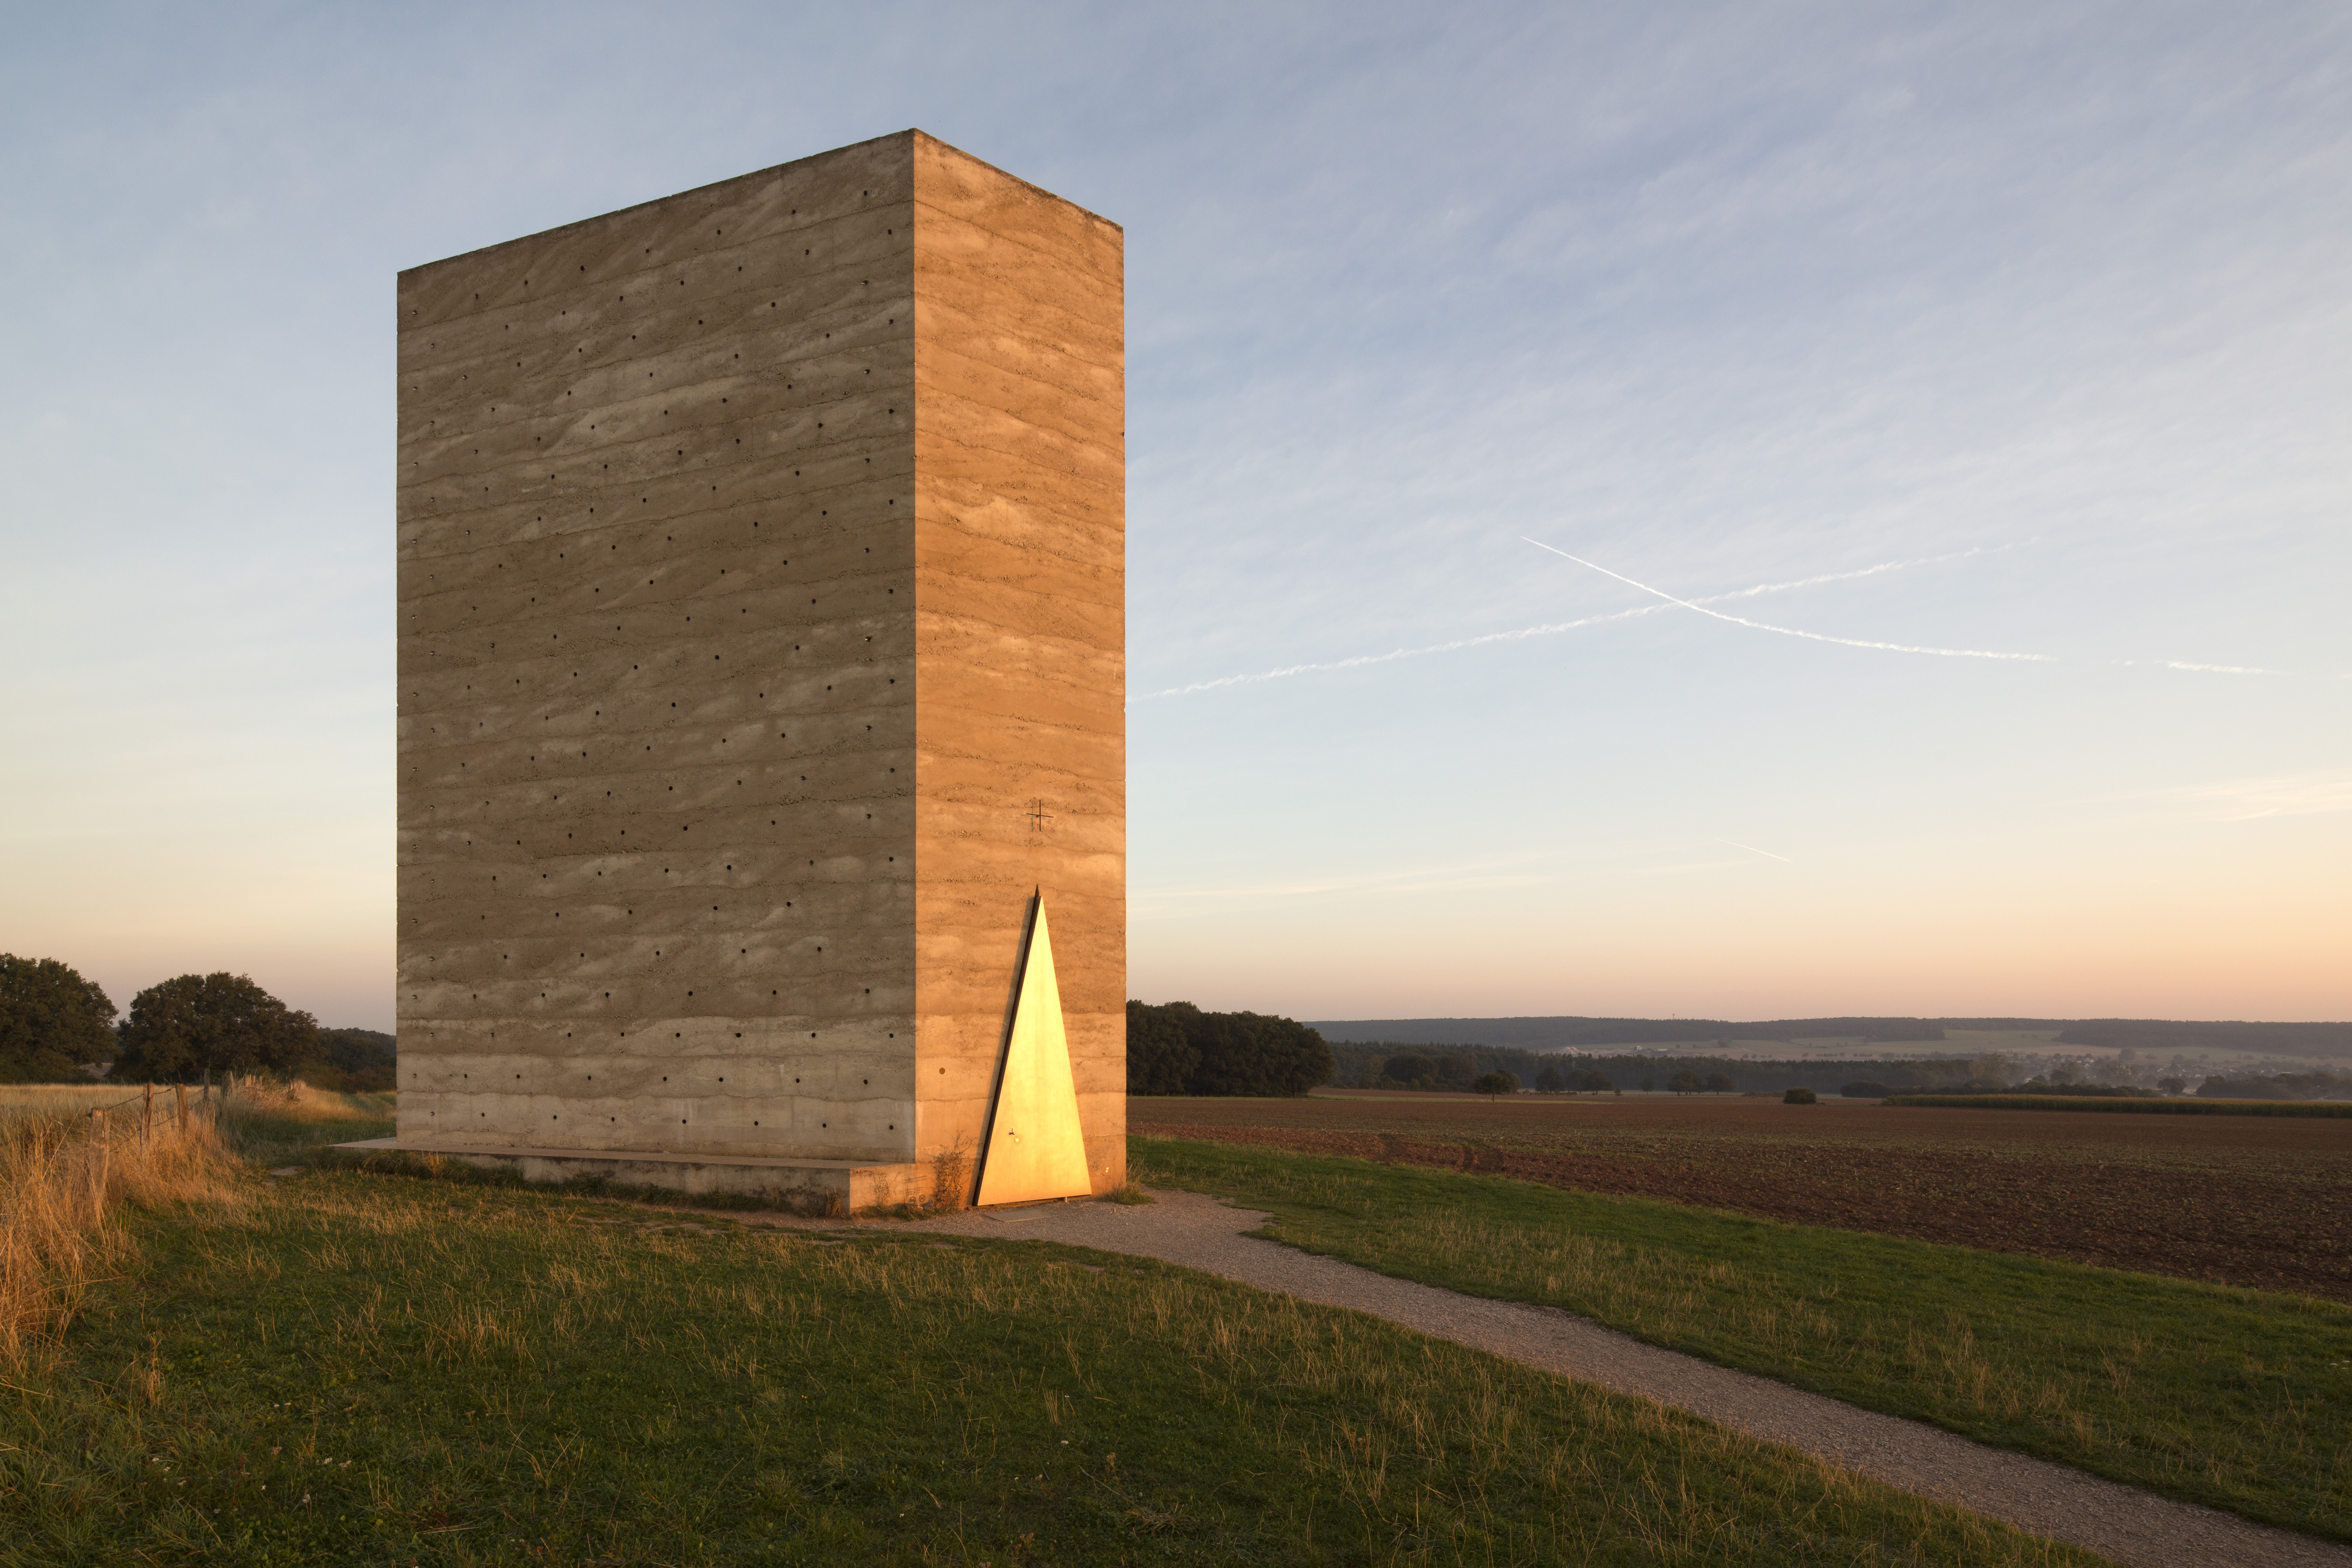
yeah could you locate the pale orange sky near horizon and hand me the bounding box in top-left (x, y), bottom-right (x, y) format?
top-left (1129, 797), bottom-right (2352, 1025)
top-left (7, 752), bottom-right (2345, 1032)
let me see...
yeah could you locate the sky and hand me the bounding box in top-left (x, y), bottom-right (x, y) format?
top-left (2, 2), bottom-right (2346, 1033)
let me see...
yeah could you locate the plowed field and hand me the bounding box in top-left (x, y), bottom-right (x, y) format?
top-left (1130, 1091), bottom-right (2352, 1301)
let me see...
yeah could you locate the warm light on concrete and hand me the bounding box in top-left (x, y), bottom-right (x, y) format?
top-left (381, 131), bottom-right (1126, 1207)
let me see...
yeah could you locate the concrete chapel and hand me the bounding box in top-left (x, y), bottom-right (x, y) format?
top-left (383, 131), bottom-right (1125, 1208)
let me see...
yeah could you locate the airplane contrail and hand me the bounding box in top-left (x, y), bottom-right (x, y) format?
top-left (1522, 538), bottom-right (2055, 662)
top-left (1715, 838), bottom-right (1793, 863)
top-left (1135, 606), bottom-right (1660, 699)
top-left (1133, 548), bottom-right (2000, 700)
top-left (2129, 660), bottom-right (2289, 676)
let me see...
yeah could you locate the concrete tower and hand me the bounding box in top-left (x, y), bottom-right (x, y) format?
top-left (387, 131), bottom-right (1124, 1208)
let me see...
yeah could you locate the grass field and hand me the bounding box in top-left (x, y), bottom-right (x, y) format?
top-left (1129, 1135), bottom-right (2352, 1544)
top-left (0, 1100), bottom-right (2105, 1566)
top-left (0, 1080), bottom-right (394, 1366)
top-left (1132, 1092), bottom-right (2352, 1300)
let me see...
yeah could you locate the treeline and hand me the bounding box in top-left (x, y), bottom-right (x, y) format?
top-left (310, 1029), bottom-right (398, 1092)
top-left (0, 954), bottom-right (393, 1091)
top-left (1309, 1013), bottom-right (2352, 1058)
top-left (2059, 1021), bottom-right (2352, 1060)
top-left (1311, 1017), bottom-right (1950, 1049)
top-left (1373, 1052), bottom-right (1733, 1095)
top-left (1325, 1041), bottom-right (2018, 1096)
top-left (2196, 1072), bottom-right (2352, 1101)
top-left (1114, 1011), bottom-right (2352, 1100)
top-left (1324, 1042), bottom-right (2352, 1101)
top-left (1126, 1002), bottom-right (1333, 1097)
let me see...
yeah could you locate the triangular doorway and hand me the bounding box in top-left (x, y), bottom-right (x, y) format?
top-left (975, 893), bottom-right (1092, 1206)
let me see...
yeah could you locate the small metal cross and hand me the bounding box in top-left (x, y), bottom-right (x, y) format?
top-left (1026, 798), bottom-right (1052, 832)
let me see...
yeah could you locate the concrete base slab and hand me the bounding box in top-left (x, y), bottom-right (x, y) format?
top-left (329, 1138), bottom-right (928, 1213)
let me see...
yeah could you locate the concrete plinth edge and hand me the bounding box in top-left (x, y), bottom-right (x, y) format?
top-left (329, 1137), bottom-right (927, 1212)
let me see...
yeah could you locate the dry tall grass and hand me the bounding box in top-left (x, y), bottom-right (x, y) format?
top-left (0, 1077), bottom-right (386, 1130)
top-left (210, 1076), bottom-right (390, 1135)
top-left (0, 1082), bottom-right (151, 1124)
top-left (0, 1086), bottom-right (238, 1370)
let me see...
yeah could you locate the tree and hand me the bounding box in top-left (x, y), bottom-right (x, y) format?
top-left (0, 954), bottom-right (117, 1082)
top-left (306, 1028), bottom-right (398, 1092)
top-left (1668, 1067), bottom-right (1702, 1095)
top-left (2156, 1076), bottom-right (2187, 1095)
top-left (1703, 1072), bottom-right (1734, 1094)
top-left (1784, 1087), bottom-right (1817, 1104)
top-left (1474, 1070), bottom-right (1518, 1095)
top-left (1125, 1001), bottom-right (1333, 1097)
top-left (1435, 1055), bottom-right (1476, 1089)
top-left (1574, 1068), bottom-right (1614, 1093)
top-left (113, 973), bottom-right (321, 1082)
top-left (1640, 1077), bottom-right (1656, 1092)
top-left (1126, 1000), bottom-right (1201, 1095)
top-left (1383, 1054), bottom-right (1437, 1088)
top-left (1189, 1011), bottom-right (1333, 1096)
top-left (1534, 1063), bottom-right (1566, 1093)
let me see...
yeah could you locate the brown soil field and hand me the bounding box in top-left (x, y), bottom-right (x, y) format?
top-left (1130, 1091), bottom-right (2352, 1302)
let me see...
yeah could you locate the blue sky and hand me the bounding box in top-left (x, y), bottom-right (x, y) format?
top-left (2, 2), bottom-right (2346, 1031)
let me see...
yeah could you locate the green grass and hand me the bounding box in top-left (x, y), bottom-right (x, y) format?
top-left (0, 1172), bottom-right (2108, 1567)
top-left (223, 1096), bottom-right (398, 1165)
top-left (1885, 1094), bottom-right (2352, 1117)
top-left (1130, 1135), bottom-right (2352, 1543)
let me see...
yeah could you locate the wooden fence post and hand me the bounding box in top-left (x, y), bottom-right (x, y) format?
top-left (92, 1107), bottom-right (109, 1218)
top-left (144, 1082), bottom-right (154, 1155)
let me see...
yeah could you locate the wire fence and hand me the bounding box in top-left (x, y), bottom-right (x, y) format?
top-left (64, 1079), bottom-right (232, 1145)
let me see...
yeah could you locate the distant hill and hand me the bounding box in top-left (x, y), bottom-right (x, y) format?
top-left (2052, 1020), bottom-right (2352, 1058)
top-left (1307, 1016), bottom-right (2352, 1059)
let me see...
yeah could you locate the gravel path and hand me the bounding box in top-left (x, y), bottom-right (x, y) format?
top-left (829, 1189), bottom-right (2346, 1568)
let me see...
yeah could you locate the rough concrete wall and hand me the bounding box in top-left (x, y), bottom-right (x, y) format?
top-left (396, 133), bottom-right (923, 1162)
top-left (908, 134), bottom-right (1127, 1191)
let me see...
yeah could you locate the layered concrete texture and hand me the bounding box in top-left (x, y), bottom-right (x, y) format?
top-left (394, 130), bottom-right (1124, 1202)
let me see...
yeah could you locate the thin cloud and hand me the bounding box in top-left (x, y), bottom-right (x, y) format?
top-left (2136, 770), bottom-right (2352, 822)
top-left (1133, 857), bottom-right (1548, 908)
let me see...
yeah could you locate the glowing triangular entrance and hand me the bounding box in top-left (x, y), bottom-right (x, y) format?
top-left (975, 894), bottom-right (1092, 1206)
